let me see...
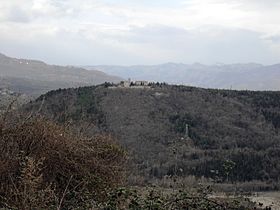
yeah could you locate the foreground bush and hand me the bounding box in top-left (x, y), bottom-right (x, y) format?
top-left (0, 115), bottom-right (126, 209)
top-left (98, 187), bottom-right (255, 210)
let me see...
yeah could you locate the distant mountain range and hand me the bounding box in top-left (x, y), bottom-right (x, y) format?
top-left (84, 63), bottom-right (280, 90)
top-left (2, 52), bottom-right (280, 95)
top-left (0, 53), bottom-right (121, 96)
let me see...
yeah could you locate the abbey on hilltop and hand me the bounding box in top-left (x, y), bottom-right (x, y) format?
top-left (119, 79), bottom-right (149, 88)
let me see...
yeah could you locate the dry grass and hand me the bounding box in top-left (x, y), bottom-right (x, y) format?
top-left (0, 114), bottom-right (126, 209)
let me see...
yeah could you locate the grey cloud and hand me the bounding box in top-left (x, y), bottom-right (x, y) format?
top-left (0, 0), bottom-right (280, 65)
top-left (95, 24), bottom-right (280, 64)
top-left (265, 35), bottom-right (280, 43)
top-left (0, 28), bottom-right (146, 65)
top-left (5, 6), bottom-right (31, 23)
top-left (232, 0), bottom-right (280, 9)
top-left (123, 25), bottom-right (190, 44)
top-left (5, 0), bottom-right (76, 22)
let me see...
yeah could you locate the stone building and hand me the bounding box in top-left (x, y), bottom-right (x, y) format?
top-left (135, 81), bottom-right (149, 86)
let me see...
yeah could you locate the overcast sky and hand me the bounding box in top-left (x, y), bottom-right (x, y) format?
top-left (0, 0), bottom-right (280, 65)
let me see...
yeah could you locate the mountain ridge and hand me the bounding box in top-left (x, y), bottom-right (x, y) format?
top-left (0, 53), bottom-right (122, 96)
top-left (84, 62), bottom-right (280, 90)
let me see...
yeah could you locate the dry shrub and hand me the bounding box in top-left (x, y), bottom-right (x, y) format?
top-left (0, 115), bottom-right (126, 209)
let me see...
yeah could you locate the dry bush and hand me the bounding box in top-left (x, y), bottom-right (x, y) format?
top-left (99, 187), bottom-right (254, 210)
top-left (0, 115), bottom-right (126, 209)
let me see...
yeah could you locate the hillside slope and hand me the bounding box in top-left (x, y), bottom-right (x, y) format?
top-left (25, 84), bottom-right (280, 183)
top-left (0, 88), bottom-right (29, 112)
top-left (0, 53), bottom-right (122, 96)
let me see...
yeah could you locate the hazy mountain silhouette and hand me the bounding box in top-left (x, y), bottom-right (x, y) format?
top-left (84, 63), bottom-right (280, 90)
top-left (0, 53), bottom-right (122, 96)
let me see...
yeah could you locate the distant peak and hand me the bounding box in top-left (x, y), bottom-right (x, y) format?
top-left (0, 53), bottom-right (7, 58)
top-left (162, 62), bottom-right (180, 66)
top-left (214, 62), bottom-right (226, 66)
top-left (161, 62), bottom-right (186, 67)
top-left (191, 62), bottom-right (207, 67)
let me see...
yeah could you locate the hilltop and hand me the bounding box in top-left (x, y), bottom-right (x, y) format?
top-left (85, 63), bottom-right (280, 90)
top-left (0, 53), bottom-right (122, 96)
top-left (25, 83), bottom-right (280, 184)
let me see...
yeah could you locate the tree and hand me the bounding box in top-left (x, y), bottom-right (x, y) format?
top-left (223, 159), bottom-right (236, 182)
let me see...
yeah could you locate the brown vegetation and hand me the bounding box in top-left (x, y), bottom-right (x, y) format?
top-left (0, 114), bottom-right (126, 209)
top-left (97, 186), bottom-right (255, 210)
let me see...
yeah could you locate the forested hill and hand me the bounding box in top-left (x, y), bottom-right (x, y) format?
top-left (25, 84), bottom-right (280, 183)
top-left (0, 53), bottom-right (121, 96)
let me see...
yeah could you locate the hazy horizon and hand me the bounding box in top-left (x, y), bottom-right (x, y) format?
top-left (1, 52), bottom-right (280, 67)
top-left (0, 0), bottom-right (280, 66)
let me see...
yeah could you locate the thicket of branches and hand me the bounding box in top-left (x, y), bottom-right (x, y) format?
top-left (0, 113), bottom-right (126, 209)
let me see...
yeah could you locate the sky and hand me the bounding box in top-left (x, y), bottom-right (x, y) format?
top-left (0, 0), bottom-right (280, 65)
